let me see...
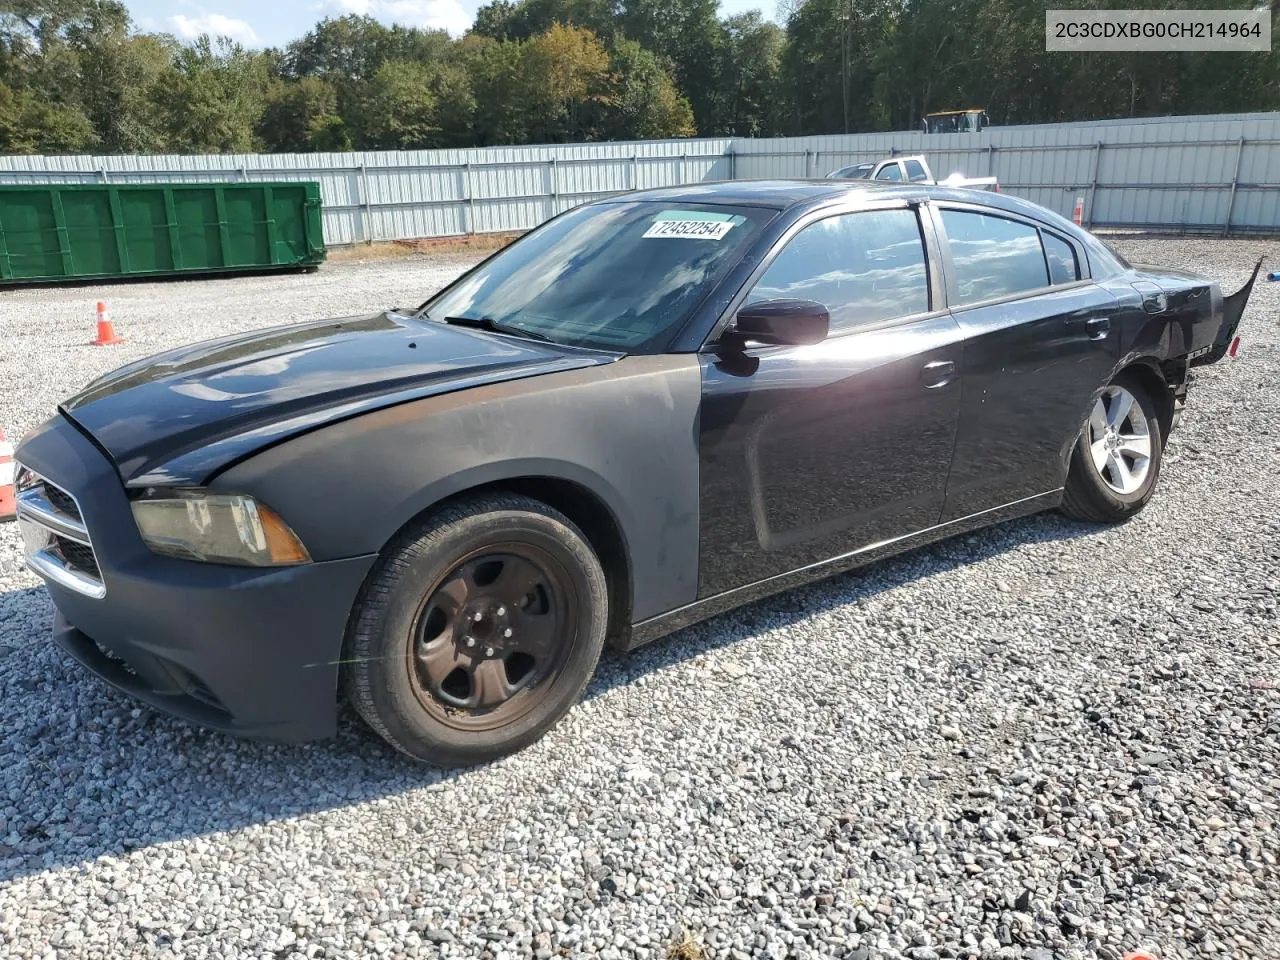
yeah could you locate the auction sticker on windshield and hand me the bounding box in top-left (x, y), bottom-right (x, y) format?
top-left (643, 211), bottom-right (738, 240)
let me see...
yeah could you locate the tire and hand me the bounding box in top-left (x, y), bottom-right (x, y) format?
top-left (344, 493), bottom-right (608, 766)
top-left (1061, 372), bottom-right (1164, 523)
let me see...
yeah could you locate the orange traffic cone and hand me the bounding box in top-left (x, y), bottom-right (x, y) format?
top-left (91, 300), bottom-right (124, 346)
top-left (0, 426), bottom-right (15, 522)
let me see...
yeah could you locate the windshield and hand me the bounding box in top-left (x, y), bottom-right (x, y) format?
top-left (836, 163), bottom-right (875, 179)
top-left (926, 111), bottom-right (984, 133)
top-left (422, 201), bottom-right (774, 352)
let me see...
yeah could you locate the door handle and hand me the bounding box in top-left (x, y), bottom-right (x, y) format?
top-left (921, 359), bottom-right (956, 389)
top-left (1085, 317), bottom-right (1110, 340)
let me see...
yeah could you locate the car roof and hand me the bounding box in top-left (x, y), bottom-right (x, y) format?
top-left (601, 179), bottom-right (1068, 226)
top-left (600, 179), bottom-right (860, 209)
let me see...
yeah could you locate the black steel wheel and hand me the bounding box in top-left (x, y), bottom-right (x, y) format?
top-left (409, 546), bottom-right (578, 729)
top-left (344, 493), bottom-right (608, 766)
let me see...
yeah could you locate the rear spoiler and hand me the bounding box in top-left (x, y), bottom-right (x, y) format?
top-left (1190, 258), bottom-right (1262, 367)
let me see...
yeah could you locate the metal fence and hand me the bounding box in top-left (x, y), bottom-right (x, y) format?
top-left (731, 112), bottom-right (1280, 236)
top-left (0, 111), bottom-right (1276, 245)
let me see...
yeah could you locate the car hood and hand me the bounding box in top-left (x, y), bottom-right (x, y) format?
top-left (62, 312), bottom-right (618, 486)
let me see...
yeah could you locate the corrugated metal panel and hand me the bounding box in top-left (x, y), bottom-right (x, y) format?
top-left (0, 181), bottom-right (324, 283)
top-left (0, 115), bottom-right (1275, 243)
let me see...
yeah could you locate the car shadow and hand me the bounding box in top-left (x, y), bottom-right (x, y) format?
top-left (0, 509), bottom-right (1098, 883)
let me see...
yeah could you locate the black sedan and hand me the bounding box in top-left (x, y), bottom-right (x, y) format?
top-left (14, 181), bottom-right (1257, 766)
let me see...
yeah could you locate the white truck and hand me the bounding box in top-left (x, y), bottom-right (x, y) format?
top-left (825, 154), bottom-right (998, 191)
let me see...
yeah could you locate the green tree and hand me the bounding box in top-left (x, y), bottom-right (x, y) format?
top-left (472, 0), bottom-right (615, 43)
top-left (350, 59), bottom-right (439, 149)
top-left (1, 0), bottom-right (1278, 159)
top-left (428, 61), bottom-right (478, 147)
top-left (607, 37), bottom-right (694, 139)
top-left (286, 15), bottom-right (462, 150)
top-left (285, 15), bottom-right (453, 81)
top-left (71, 24), bottom-right (177, 153)
top-left (472, 0), bottom-right (521, 40)
top-left (285, 15), bottom-right (391, 81)
top-left (0, 78), bottom-right (94, 152)
top-left (0, 0), bottom-right (115, 146)
top-left (720, 12), bottom-right (783, 136)
top-left (258, 75), bottom-right (348, 152)
top-left (158, 37), bottom-right (270, 153)
top-left (781, 0), bottom-right (894, 134)
top-left (462, 35), bottom-right (528, 144)
top-left (618, 0), bottom-right (725, 133)
top-left (517, 23), bottom-right (615, 143)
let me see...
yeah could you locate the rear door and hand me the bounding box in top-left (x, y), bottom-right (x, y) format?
top-left (696, 201), bottom-right (965, 597)
top-left (933, 203), bottom-right (1122, 520)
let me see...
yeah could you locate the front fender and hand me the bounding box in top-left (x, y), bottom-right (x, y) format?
top-left (211, 355), bottom-right (703, 623)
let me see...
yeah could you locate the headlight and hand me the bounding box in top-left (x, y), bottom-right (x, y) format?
top-left (131, 491), bottom-right (311, 566)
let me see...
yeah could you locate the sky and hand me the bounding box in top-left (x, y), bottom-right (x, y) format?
top-left (127, 0), bottom-right (777, 49)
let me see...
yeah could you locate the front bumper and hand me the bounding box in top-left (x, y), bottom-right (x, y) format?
top-left (16, 414), bottom-right (377, 742)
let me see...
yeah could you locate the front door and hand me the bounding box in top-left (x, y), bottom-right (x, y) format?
top-left (697, 204), bottom-right (965, 598)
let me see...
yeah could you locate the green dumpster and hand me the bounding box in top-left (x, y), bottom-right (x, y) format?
top-left (0, 182), bottom-right (325, 284)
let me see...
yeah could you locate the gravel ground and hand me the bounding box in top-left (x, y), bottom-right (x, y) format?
top-left (0, 239), bottom-right (1277, 960)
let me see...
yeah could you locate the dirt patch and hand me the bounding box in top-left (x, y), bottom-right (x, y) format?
top-left (327, 232), bottom-right (524, 263)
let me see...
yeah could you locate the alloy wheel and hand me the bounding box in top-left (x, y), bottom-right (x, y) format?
top-left (1087, 385), bottom-right (1152, 495)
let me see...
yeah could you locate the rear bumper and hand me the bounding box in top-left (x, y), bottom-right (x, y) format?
top-left (16, 414), bottom-right (377, 742)
top-left (1189, 258), bottom-right (1262, 368)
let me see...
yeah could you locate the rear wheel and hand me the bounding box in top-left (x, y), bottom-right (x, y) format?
top-left (344, 493), bottom-right (608, 766)
top-left (1061, 373), bottom-right (1164, 523)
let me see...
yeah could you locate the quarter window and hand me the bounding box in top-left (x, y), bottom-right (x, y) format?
top-left (746, 209), bottom-right (930, 333)
top-left (940, 209), bottom-right (1048, 305)
top-left (904, 159), bottom-right (929, 182)
top-left (1043, 231), bottom-right (1080, 284)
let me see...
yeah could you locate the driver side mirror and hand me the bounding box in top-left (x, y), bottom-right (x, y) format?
top-left (732, 299), bottom-right (829, 346)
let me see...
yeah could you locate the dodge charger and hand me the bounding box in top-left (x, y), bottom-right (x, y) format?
top-left (14, 181), bottom-right (1257, 766)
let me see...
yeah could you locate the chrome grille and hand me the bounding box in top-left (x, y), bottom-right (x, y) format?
top-left (15, 465), bottom-right (106, 599)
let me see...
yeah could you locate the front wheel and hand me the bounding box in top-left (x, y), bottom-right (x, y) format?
top-left (344, 493), bottom-right (608, 766)
top-left (1061, 373), bottom-right (1164, 523)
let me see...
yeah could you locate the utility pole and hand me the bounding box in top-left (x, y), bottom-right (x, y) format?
top-left (841, 1), bottom-right (851, 133)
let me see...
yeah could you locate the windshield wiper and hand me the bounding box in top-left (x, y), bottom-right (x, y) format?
top-left (442, 315), bottom-right (556, 344)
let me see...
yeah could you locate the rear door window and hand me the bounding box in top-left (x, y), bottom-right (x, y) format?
top-left (940, 209), bottom-right (1048, 305)
top-left (1042, 231), bottom-right (1080, 284)
top-left (904, 159), bottom-right (929, 182)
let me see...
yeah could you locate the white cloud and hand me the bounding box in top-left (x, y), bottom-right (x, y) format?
top-left (170, 13), bottom-right (260, 46)
top-left (328, 0), bottom-right (472, 37)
